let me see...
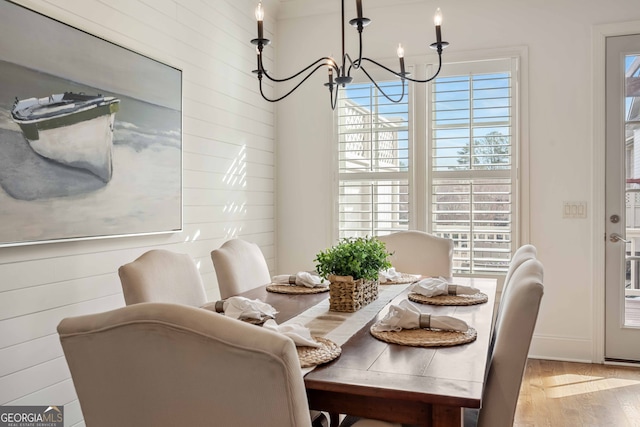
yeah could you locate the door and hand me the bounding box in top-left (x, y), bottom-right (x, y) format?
top-left (605, 34), bottom-right (640, 362)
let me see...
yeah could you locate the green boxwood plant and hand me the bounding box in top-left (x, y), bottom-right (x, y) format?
top-left (314, 236), bottom-right (392, 282)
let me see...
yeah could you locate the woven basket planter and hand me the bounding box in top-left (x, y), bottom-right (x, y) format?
top-left (328, 274), bottom-right (379, 312)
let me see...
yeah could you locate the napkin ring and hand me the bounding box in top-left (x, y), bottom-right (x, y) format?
top-left (214, 300), bottom-right (225, 313)
top-left (447, 284), bottom-right (458, 295)
top-left (419, 314), bottom-right (431, 329)
top-left (289, 275), bottom-right (297, 285)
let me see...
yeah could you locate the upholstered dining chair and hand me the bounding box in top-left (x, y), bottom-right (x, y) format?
top-left (377, 230), bottom-right (454, 278)
top-left (118, 249), bottom-right (207, 307)
top-left (211, 238), bottom-right (272, 299)
top-left (348, 258), bottom-right (544, 427)
top-left (58, 302), bottom-right (314, 427)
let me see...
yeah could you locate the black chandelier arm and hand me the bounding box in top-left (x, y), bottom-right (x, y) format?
top-left (358, 65), bottom-right (406, 103)
top-left (358, 52), bottom-right (444, 84)
top-left (259, 54), bottom-right (337, 83)
top-left (258, 62), bottom-right (331, 103)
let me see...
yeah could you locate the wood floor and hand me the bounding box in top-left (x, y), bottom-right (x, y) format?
top-left (514, 359), bottom-right (640, 427)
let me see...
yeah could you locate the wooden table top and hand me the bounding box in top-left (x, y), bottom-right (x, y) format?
top-left (239, 277), bottom-right (497, 427)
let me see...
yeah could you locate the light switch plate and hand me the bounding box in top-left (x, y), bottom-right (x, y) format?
top-left (563, 201), bottom-right (587, 219)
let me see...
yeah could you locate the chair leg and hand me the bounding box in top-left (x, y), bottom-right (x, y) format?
top-left (312, 411), bottom-right (329, 427)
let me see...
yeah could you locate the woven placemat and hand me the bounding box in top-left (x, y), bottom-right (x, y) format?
top-left (296, 336), bottom-right (341, 368)
top-left (408, 292), bottom-right (488, 306)
top-left (381, 273), bottom-right (421, 285)
top-left (370, 326), bottom-right (477, 347)
top-left (266, 284), bottom-right (330, 294)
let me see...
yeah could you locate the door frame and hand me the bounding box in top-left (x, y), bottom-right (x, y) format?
top-left (593, 20), bottom-right (640, 363)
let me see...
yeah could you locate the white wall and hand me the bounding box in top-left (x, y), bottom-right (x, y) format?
top-left (2, 1), bottom-right (638, 420)
top-left (0, 0), bottom-right (275, 425)
top-left (274, 0), bottom-right (640, 362)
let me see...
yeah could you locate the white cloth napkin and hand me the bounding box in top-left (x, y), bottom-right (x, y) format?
top-left (409, 277), bottom-right (480, 297)
top-left (379, 267), bottom-right (403, 282)
top-left (221, 296), bottom-right (277, 321)
top-left (372, 300), bottom-right (468, 333)
top-left (271, 272), bottom-right (327, 288)
top-left (378, 267), bottom-right (420, 283)
top-left (263, 319), bottom-right (321, 347)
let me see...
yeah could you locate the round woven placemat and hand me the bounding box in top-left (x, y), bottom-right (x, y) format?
top-left (381, 273), bottom-right (421, 285)
top-left (296, 337), bottom-right (341, 368)
top-left (266, 284), bottom-right (330, 294)
top-left (370, 326), bottom-right (477, 347)
top-left (408, 292), bottom-right (488, 306)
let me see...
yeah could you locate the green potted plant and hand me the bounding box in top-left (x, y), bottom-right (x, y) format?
top-left (314, 236), bottom-right (392, 312)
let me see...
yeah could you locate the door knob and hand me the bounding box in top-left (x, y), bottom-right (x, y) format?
top-left (610, 233), bottom-right (630, 243)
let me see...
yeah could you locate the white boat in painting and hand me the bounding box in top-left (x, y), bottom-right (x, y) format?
top-left (11, 92), bottom-right (120, 182)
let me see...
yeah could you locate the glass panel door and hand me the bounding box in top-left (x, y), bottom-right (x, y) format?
top-left (605, 34), bottom-right (640, 362)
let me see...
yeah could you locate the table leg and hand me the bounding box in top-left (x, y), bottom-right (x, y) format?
top-left (432, 405), bottom-right (462, 427)
top-left (329, 412), bottom-right (341, 427)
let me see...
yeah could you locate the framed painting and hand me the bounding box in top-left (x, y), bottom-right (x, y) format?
top-left (0, 1), bottom-right (182, 247)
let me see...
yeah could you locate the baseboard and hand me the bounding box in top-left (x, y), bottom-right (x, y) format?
top-left (529, 334), bottom-right (594, 363)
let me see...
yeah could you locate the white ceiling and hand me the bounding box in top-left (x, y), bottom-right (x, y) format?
top-left (273, 0), bottom-right (428, 20)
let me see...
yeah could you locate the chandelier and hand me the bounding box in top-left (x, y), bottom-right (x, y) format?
top-left (250, 0), bottom-right (448, 109)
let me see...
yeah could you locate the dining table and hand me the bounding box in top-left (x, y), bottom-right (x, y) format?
top-left (238, 276), bottom-right (497, 427)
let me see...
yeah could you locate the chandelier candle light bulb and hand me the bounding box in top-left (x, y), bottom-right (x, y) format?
top-left (397, 43), bottom-right (405, 76)
top-left (255, 1), bottom-right (264, 39)
top-left (434, 7), bottom-right (442, 45)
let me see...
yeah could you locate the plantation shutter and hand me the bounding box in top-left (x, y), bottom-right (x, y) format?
top-left (429, 58), bottom-right (516, 274)
top-left (338, 81), bottom-right (410, 238)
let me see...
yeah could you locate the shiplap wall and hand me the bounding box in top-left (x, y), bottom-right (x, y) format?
top-left (0, 0), bottom-right (276, 425)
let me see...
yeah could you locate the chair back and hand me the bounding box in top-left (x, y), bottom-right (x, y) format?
top-left (378, 230), bottom-right (454, 278)
top-left (477, 258), bottom-right (544, 427)
top-left (492, 244), bottom-right (538, 343)
top-left (503, 244), bottom-right (537, 293)
top-left (211, 239), bottom-right (271, 299)
top-left (58, 303), bottom-right (312, 427)
top-left (118, 249), bottom-right (207, 307)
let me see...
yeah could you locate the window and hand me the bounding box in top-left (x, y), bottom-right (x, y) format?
top-left (336, 57), bottom-right (519, 275)
top-left (430, 59), bottom-right (517, 274)
top-left (337, 81), bottom-right (410, 237)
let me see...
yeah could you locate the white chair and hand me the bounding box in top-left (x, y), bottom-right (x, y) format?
top-left (378, 230), bottom-right (454, 278)
top-left (211, 238), bottom-right (272, 299)
top-left (350, 258), bottom-right (544, 427)
top-left (58, 302), bottom-right (314, 427)
top-left (118, 249), bottom-right (207, 307)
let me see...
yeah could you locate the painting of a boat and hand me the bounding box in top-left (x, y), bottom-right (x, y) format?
top-left (11, 92), bottom-right (120, 182)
